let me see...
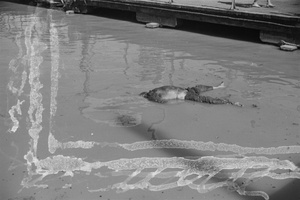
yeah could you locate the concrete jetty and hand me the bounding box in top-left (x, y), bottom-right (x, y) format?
top-left (43, 0), bottom-right (300, 44)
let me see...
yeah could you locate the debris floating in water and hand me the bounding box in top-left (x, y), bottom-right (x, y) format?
top-left (145, 22), bottom-right (161, 29)
top-left (278, 40), bottom-right (299, 51)
top-left (65, 10), bottom-right (75, 15)
top-left (280, 44), bottom-right (297, 51)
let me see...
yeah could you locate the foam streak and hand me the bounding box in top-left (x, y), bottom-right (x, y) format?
top-left (115, 139), bottom-right (300, 155)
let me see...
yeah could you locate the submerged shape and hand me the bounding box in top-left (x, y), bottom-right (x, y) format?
top-left (115, 113), bottom-right (141, 127)
top-left (82, 108), bottom-right (142, 127)
top-left (81, 96), bottom-right (148, 127)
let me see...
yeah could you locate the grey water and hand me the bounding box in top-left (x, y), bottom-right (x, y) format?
top-left (0, 1), bottom-right (299, 200)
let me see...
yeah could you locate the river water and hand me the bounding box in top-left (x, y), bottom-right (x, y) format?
top-left (0, 1), bottom-right (299, 200)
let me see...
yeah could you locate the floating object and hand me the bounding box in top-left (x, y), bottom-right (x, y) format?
top-left (65, 10), bottom-right (75, 15)
top-left (140, 85), bottom-right (187, 103)
top-left (145, 22), bottom-right (160, 28)
top-left (280, 44), bottom-right (298, 51)
top-left (140, 82), bottom-right (242, 106)
top-left (278, 40), bottom-right (299, 51)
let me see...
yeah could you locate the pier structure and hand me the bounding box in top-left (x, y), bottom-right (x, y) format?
top-left (44, 0), bottom-right (300, 44)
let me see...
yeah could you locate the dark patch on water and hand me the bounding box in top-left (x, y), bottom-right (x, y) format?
top-left (177, 19), bottom-right (260, 43)
top-left (269, 178), bottom-right (300, 200)
top-left (115, 114), bottom-right (140, 127)
top-left (89, 7), bottom-right (137, 23)
top-left (89, 7), bottom-right (261, 43)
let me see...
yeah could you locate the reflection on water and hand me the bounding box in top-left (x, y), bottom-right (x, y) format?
top-left (0, 2), bottom-right (300, 200)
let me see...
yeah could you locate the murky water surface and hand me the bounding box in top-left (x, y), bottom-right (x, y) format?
top-left (1, 2), bottom-right (300, 200)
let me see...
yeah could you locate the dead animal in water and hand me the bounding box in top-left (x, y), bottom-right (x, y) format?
top-left (140, 82), bottom-right (242, 106)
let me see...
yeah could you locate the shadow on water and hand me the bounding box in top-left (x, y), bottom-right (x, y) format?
top-left (177, 19), bottom-right (260, 43)
top-left (125, 121), bottom-right (258, 200)
top-left (269, 171), bottom-right (300, 200)
top-left (126, 120), bottom-right (300, 199)
top-left (89, 7), bottom-right (261, 44)
top-left (89, 7), bottom-right (137, 22)
top-left (269, 162), bottom-right (300, 200)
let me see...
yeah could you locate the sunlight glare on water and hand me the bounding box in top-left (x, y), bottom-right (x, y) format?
top-left (0, 2), bottom-right (299, 200)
